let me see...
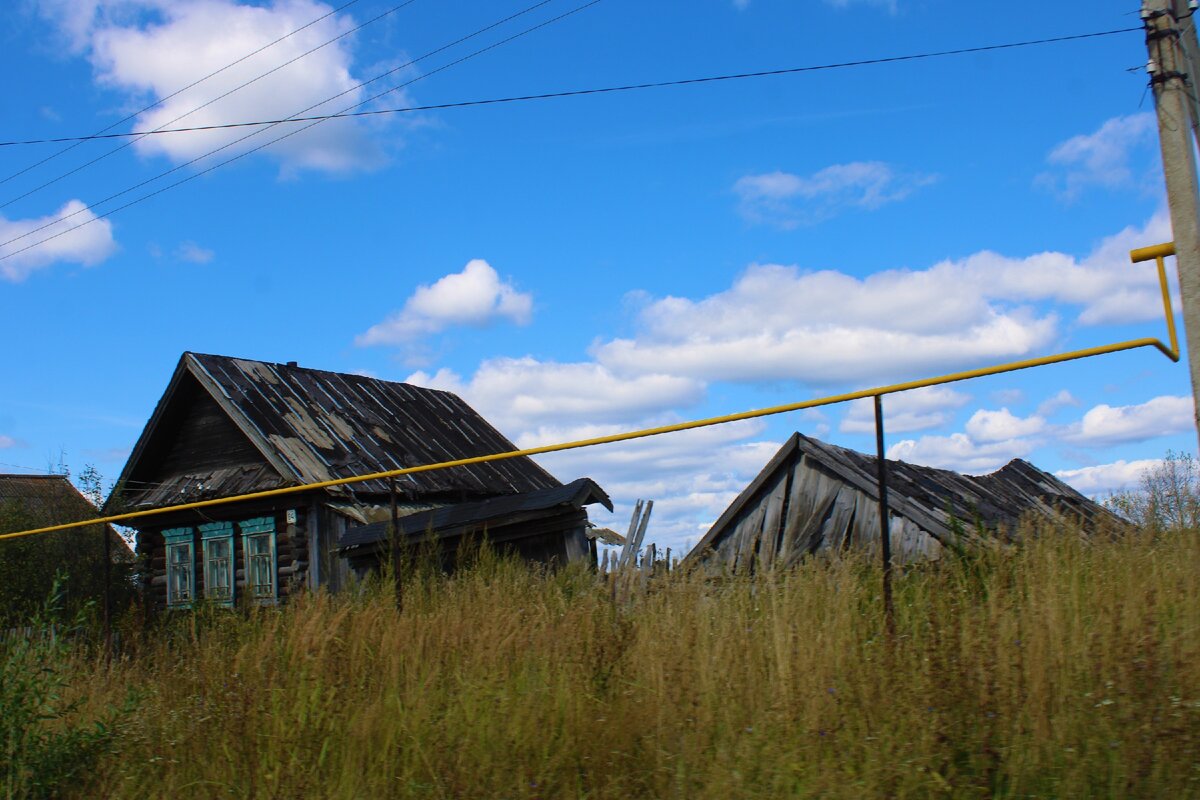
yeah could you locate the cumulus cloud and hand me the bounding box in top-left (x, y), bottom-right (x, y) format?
top-left (37, 0), bottom-right (396, 174)
top-left (1063, 394), bottom-right (1195, 447)
top-left (0, 200), bottom-right (117, 281)
top-left (358, 260), bottom-right (533, 347)
top-left (1036, 389), bottom-right (1079, 417)
top-left (964, 407), bottom-right (1045, 442)
top-left (888, 432), bottom-right (1037, 474)
top-left (735, 161), bottom-right (935, 227)
top-left (1037, 113), bottom-right (1156, 201)
top-left (1055, 458), bottom-right (1163, 495)
top-left (594, 261), bottom-right (1058, 386)
top-left (530, 420), bottom-right (780, 554)
top-left (406, 357), bottom-right (705, 432)
top-left (840, 386), bottom-right (970, 434)
top-left (402, 351), bottom-right (766, 554)
top-left (593, 209), bottom-right (1176, 388)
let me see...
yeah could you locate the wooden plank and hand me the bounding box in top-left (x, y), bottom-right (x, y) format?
top-left (756, 471), bottom-right (789, 570)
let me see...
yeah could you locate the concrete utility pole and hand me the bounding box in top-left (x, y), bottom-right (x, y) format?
top-left (1169, 0), bottom-right (1200, 141)
top-left (1145, 0), bottom-right (1200, 445)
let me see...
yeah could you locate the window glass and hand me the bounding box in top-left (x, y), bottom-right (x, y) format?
top-left (203, 537), bottom-right (233, 602)
top-left (164, 528), bottom-right (194, 607)
top-left (200, 522), bottom-right (235, 605)
top-left (240, 517), bottom-right (277, 601)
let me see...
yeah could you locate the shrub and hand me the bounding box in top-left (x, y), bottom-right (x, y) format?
top-left (0, 581), bottom-right (130, 799)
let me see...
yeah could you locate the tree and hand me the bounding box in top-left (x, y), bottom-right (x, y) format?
top-left (1105, 451), bottom-right (1200, 531)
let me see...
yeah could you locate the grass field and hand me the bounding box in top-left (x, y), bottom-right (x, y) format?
top-left (7, 525), bottom-right (1200, 798)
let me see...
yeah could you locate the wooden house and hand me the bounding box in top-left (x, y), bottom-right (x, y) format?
top-left (0, 473), bottom-right (134, 616)
top-left (0, 474), bottom-right (131, 555)
top-left (685, 432), bottom-right (1119, 571)
top-left (107, 352), bottom-right (601, 611)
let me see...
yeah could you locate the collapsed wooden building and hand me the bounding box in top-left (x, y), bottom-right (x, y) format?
top-left (107, 352), bottom-right (605, 611)
top-left (685, 432), bottom-right (1118, 571)
top-left (337, 477), bottom-right (613, 575)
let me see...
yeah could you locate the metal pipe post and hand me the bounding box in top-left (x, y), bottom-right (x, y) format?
top-left (874, 395), bottom-right (895, 634)
top-left (390, 476), bottom-right (402, 611)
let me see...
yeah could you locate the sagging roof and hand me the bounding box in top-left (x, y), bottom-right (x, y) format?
top-left (338, 477), bottom-right (612, 553)
top-left (0, 474), bottom-right (133, 556)
top-left (112, 352), bottom-right (560, 510)
top-left (688, 433), bottom-right (1118, 561)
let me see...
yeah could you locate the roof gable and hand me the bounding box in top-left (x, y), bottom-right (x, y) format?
top-left (113, 352), bottom-right (560, 511)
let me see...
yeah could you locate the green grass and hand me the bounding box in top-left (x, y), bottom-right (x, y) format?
top-left (16, 526), bottom-right (1200, 798)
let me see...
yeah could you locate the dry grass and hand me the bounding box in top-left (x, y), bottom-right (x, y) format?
top-left (44, 526), bottom-right (1200, 798)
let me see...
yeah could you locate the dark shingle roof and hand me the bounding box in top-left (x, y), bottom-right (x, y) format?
top-left (115, 353), bottom-right (560, 509)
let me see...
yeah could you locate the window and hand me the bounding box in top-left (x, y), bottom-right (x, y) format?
top-left (240, 516), bottom-right (277, 602)
top-left (200, 521), bottom-right (235, 605)
top-left (164, 528), bottom-right (195, 607)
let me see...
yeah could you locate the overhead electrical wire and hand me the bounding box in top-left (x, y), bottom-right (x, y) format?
top-left (0, 23), bottom-right (1135, 264)
top-left (0, 0), bottom-right (422, 212)
top-left (0, 0), bottom-right (364, 188)
top-left (0, 0), bottom-right (575, 255)
top-left (0, 26), bottom-right (1140, 149)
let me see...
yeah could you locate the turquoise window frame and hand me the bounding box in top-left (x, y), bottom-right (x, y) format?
top-left (200, 521), bottom-right (235, 606)
top-left (163, 527), bottom-right (195, 608)
top-left (240, 516), bottom-right (277, 603)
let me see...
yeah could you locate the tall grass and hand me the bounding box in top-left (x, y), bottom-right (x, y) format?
top-left (28, 525), bottom-right (1200, 798)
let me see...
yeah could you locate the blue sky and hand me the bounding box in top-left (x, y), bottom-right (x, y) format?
top-left (0, 0), bottom-right (1194, 552)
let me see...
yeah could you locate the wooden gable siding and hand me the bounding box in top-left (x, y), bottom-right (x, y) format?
top-left (703, 447), bottom-right (944, 573)
top-left (122, 374), bottom-right (285, 509)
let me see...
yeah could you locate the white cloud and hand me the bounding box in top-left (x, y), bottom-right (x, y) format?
top-left (38, 0), bottom-right (395, 174)
top-left (406, 357), bottom-right (705, 433)
top-left (888, 432), bottom-right (1037, 474)
top-left (1037, 113), bottom-right (1156, 201)
top-left (1063, 394), bottom-right (1195, 447)
top-left (1036, 389), bottom-right (1079, 417)
top-left (964, 407), bottom-right (1045, 442)
top-left (593, 209), bottom-right (1176, 388)
top-left (0, 200), bottom-right (117, 281)
top-left (403, 351), bottom-right (766, 554)
top-left (0, 436), bottom-right (16, 449)
top-left (735, 161), bottom-right (935, 227)
top-left (841, 386), bottom-right (970, 434)
top-left (530, 420), bottom-right (780, 554)
top-left (358, 260), bottom-right (533, 346)
top-left (594, 261), bottom-right (1058, 386)
top-left (1055, 458), bottom-right (1163, 495)
top-left (176, 240), bottom-right (213, 263)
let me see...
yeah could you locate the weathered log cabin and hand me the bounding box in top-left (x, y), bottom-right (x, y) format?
top-left (685, 432), bottom-right (1118, 571)
top-left (107, 352), bottom-right (602, 611)
top-left (338, 477), bottom-right (613, 575)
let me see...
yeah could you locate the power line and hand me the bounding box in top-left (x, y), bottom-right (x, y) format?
top-left (0, 0), bottom-right (568, 253)
top-left (0, 26), bottom-right (1141, 149)
top-left (0, 0), bottom-right (421, 212)
top-left (0, 0), bottom-right (603, 263)
top-left (0, 0), bottom-right (364, 188)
